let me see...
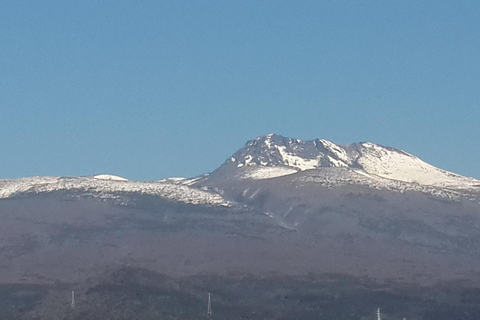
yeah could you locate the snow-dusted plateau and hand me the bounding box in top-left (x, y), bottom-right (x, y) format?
top-left (1, 134), bottom-right (480, 320)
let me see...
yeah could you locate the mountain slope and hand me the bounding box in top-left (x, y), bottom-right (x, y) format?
top-left (0, 175), bottom-right (232, 207)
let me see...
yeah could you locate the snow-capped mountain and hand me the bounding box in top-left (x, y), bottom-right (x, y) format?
top-left (2, 134), bottom-right (480, 319)
top-left (217, 134), bottom-right (480, 192)
top-left (2, 134), bottom-right (480, 205)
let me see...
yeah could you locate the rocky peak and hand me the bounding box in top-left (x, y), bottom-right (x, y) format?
top-left (227, 134), bottom-right (351, 171)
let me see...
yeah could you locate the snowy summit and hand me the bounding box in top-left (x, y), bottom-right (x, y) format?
top-left (221, 134), bottom-right (480, 191)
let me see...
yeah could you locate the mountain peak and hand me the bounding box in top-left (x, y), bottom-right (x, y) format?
top-left (229, 134), bottom-right (351, 172)
top-left (219, 134), bottom-right (480, 190)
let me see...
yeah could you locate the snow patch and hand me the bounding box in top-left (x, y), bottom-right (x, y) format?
top-left (275, 145), bottom-right (319, 171)
top-left (320, 139), bottom-right (350, 164)
top-left (241, 166), bottom-right (298, 180)
top-left (93, 174), bottom-right (128, 181)
top-left (244, 155), bottom-right (254, 166)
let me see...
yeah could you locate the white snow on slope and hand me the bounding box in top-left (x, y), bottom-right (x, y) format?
top-left (354, 142), bottom-right (480, 189)
top-left (241, 166), bottom-right (298, 180)
top-left (319, 139), bottom-right (350, 165)
top-left (275, 145), bottom-right (320, 171)
top-left (158, 176), bottom-right (203, 186)
top-left (93, 174), bottom-right (128, 181)
top-left (0, 176), bottom-right (232, 207)
top-left (296, 167), bottom-right (480, 202)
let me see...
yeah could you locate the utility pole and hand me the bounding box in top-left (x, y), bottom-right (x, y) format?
top-left (71, 290), bottom-right (75, 309)
top-left (206, 292), bottom-right (212, 316)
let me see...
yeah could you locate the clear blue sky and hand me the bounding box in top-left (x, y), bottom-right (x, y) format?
top-left (1, 1), bottom-right (479, 181)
